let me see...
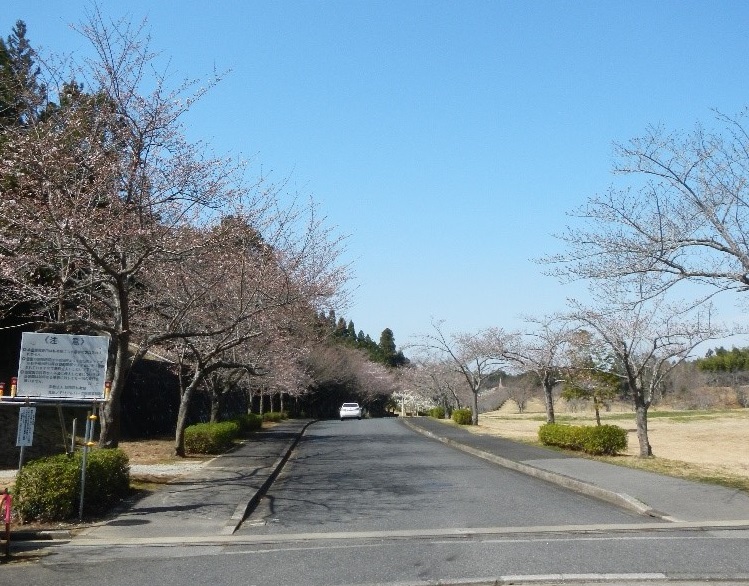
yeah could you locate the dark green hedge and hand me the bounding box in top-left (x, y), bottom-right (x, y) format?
top-left (234, 413), bottom-right (263, 434)
top-left (184, 421), bottom-right (240, 454)
top-left (15, 448), bottom-right (130, 522)
top-left (538, 423), bottom-right (627, 455)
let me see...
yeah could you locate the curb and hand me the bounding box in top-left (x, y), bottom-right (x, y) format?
top-left (222, 420), bottom-right (314, 534)
top-left (401, 418), bottom-right (667, 521)
top-left (8, 420), bottom-right (316, 544)
top-left (7, 529), bottom-right (73, 542)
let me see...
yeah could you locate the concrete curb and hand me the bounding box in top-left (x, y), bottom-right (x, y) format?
top-left (8, 529), bottom-right (72, 542)
top-left (401, 418), bottom-right (667, 521)
top-left (222, 420), bottom-right (314, 534)
top-left (8, 420), bottom-right (315, 544)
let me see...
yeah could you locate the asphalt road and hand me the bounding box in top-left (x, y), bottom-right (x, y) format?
top-left (4, 418), bottom-right (749, 585)
top-left (238, 418), bottom-right (655, 534)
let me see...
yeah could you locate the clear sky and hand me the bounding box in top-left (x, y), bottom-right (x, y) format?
top-left (4, 1), bottom-right (749, 350)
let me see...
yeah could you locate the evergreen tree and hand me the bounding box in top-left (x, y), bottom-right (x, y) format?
top-left (378, 328), bottom-right (407, 367)
top-left (323, 316), bottom-right (409, 367)
top-left (326, 309), bottom-right (337, 331)
top-left (379, 328), bottom-right (396, 358)
top-left (0, 21), bottom-right (43, 129)
top-left (335, 317), bottom-right (347, 337)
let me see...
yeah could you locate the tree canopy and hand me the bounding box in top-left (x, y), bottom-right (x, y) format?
top-left (0, 15), bottom-right (352, 448)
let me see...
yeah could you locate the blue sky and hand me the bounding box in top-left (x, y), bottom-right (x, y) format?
top-left (4, 1), bottom-right (749, 350)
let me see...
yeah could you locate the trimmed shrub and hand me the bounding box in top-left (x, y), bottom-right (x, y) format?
top-left (538, 423), bottom-right (585, 450)
top-left (262, 411), bottom-right (287, 423)
top-left (452, 408), bottom-right (473, 425)
top-left (583, 424), bottom-right (628, 455)
top-left (428, 406), bottom-right (446, 419)
top-left (15, 454), bottom-right (79, 522)
top-left (15, 448), bottom-right (130, 522)
top-left (234, 413), bottom-right (263, 435)
top-left (538, 423), bottom-right (627, 455)
top-left (82, 449), bottom-right (131, 514)
top-left (184, 421), bottom-right (240, 454)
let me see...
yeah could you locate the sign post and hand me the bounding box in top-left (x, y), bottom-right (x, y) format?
top-left (16, 406), bottom-right (36, 470)
top-left (8, 333), bottom-right (110, 517)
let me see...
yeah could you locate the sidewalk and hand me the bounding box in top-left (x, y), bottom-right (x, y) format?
top-left (70, 419), bottom-right (311, 543)
top-left (402, 417), bottom-right (749, 523)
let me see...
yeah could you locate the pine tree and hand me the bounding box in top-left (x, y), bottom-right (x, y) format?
top-left (0, 21), bottom-right (43, 129)
top-left (379, 328), bottom-right (396, 365)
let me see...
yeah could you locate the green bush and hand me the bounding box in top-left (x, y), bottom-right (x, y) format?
top-left (582, 424), bottom-right (628, 455)
top-left (184, 421), bottom-right (240, 454)
top-left (234, 413), bottom-right (263, 434)
top-left (452, 408), bottom-right (473, 425)
top-left (428, 406), bottom-right (446, 419)
top-left (82, 449), bottom-right (131, 514)
top-left (15, 448), bottom-right (130, 522)
top-left (262, 411), bottom-right (287, 423)
top-left (538, 423), bottom-right (585, 450)
top-left (538, 423), bottom-right (627, 455)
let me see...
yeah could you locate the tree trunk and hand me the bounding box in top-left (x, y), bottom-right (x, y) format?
top-left (471, 391), bottom-right (479, 425)
top-left (248, 391), bottom-right (256, 414)
top-left (99, 279), bottom-right (133, 449)
top-left (280, 393), bottom-right (285, 414)
top-left (543, 377), bottom-right (556, 424)
top-left (593, 395), bottom-right (601, 426)
top-left (210, 387), bottom-right (220, 423)
top-left (98, 330), bottom-right (130, 448)
top-left (174, 374), bottom-right (204, 458)
top-left (633, 393), bottom-right (653, 457)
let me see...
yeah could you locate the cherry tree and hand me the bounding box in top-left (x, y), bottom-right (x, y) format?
top-left (0, 12), bottom-right (348, 447)
top-left (567, 284), bottom-right (723, 457)
top-left (548, 108), bottom-right (749, 302)
top-left (401, 358), bottom-right (470, 415)
top-left (0, 12), bottom-right (248, 446)
top-left (505, 314), bottom-right (576, 423)
top-left (139, 209), bottom-right (343, 455)
top-left (412, 320), bottom-right (512, 425)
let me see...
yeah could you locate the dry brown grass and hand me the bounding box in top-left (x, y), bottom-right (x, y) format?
top-left (117, 436), bottom-right (210, 465)
top-left (472, 399), bottom-right (749, 491)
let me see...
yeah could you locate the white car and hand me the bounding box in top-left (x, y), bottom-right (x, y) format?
top-left (339, 402), bottom-right (362, 420)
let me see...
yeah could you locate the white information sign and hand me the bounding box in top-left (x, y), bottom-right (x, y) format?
top-left (17, 333), bottom-right (109, 400)
top-left (16, 406), bottom-right (36, 447)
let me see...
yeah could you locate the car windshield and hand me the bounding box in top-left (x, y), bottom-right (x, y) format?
top-left (342, 403), bottom-right (359, 408)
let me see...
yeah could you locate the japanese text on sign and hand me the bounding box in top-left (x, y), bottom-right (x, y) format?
top-left (17, 333), bottom-right (109, 400)
top-left (16, 406), bottom-right (36, 447)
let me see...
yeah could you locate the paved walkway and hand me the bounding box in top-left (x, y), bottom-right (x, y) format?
top-left (403, 417), bottom-right (749, 523)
